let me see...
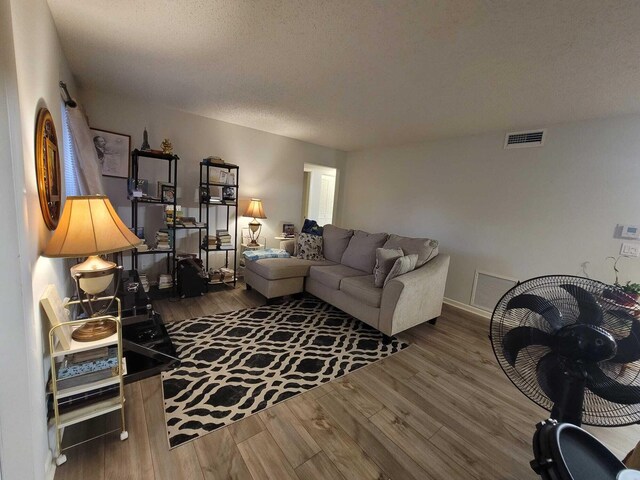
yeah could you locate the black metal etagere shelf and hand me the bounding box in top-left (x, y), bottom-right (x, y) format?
top-left (198, 161), bottom-right (240, 289)
top-left (130, 149), bottom-right (179, 298)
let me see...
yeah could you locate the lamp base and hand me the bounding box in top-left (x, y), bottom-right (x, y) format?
top-left (71, 319), bottom-right (117, 342)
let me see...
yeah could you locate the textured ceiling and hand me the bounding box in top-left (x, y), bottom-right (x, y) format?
top-left (48, 0), bottom-right (640, 151)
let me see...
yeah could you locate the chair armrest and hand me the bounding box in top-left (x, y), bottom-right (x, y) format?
top-left (379, 254), bottom-right (450, 336)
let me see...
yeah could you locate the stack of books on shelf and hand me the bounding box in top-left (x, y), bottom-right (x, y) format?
top-left (139, 273), bottom-right (150, 293)
top-left (181, 216), bottom-right (196, 227)
top-left (156, 231), bottom-right (171, 250)
top-left (158, 274), bottom-right (173, 290)
top-left (202, 235), bottom-right (218, 250)
top-left (220, 267), bottom-right (235, 282)
top-left (209, 195), bottom-right (222, 204)
top-left (216, 229), bottom-right (234, 249)
top-left (50, 347), bottom-right (121, 414)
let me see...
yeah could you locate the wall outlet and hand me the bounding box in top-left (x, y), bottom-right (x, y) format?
top-left (621, 242), bottom-right (640, 257)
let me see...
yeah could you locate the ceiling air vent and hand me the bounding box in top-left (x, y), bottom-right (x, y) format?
top-left (504, 129), bottom-right (546, 149)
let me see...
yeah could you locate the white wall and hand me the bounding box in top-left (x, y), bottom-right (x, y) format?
top-left (2, 0), bottom-right (76, 478)
top-left (79, 88), bottom-right (346, 274)
top-left (341, 115), bottom-right (640, 307)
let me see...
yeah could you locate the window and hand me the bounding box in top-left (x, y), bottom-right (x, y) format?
top-left (61, 105), bottom-right (80, 196)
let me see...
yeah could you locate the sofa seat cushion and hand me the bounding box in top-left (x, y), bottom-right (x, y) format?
top-left (341, 230), bottom-right (389, 273)
top-left (246, 257), bottom-right (335, 280)
top-left (340, 275), bottom-right (382, 308)
top-left (309, 264), bottom-right (369, 290)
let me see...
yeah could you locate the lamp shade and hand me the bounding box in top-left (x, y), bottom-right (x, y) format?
top-left (43, 195), bottom-right (142, 257)
top-left (243, 198), bottom-right (266, 219)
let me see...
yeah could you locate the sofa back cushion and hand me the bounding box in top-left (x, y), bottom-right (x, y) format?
top-left (341, 230), bottom-right (389, 273)
top-left (383, 234), bottom-right (439, 267)
top-left (322, 224), bottom-right (354, 263)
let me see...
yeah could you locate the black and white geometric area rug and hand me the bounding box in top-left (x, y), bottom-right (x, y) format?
top-left (161, 297), bottom-right (408, 448)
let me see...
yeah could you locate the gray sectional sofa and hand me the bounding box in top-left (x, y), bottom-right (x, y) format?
top-left (244, 225), bottom-right (450, 336)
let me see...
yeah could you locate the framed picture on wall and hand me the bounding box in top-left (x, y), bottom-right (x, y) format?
top-left (90, 127), bottom-right (131, 179)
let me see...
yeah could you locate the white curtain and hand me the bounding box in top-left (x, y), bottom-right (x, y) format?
top-left (64, 104), bottom-right (105, 195)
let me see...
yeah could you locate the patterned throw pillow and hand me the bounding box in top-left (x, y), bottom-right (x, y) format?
top-left (296, 233), bottom-right (324, 260)
top-left (373, 248), bottom-right (404, 287)
top-left (384, 254), bottom-right (419, 287)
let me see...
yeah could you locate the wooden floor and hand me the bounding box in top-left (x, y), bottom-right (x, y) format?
top-left (55, 283), bottom-right (640, 480)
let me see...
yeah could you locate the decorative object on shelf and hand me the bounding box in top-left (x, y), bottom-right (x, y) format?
top-left (218, 170), bottom-right (229, 184)
top-left (161, 138), bottom-right (173, 154)
top-left (35, 107), bottom-right (61, 230)
top-left (42, 195), bottom-right (142, 341)
top-left (90, 128), bottom-right (131, 179)
top-left (203, 156), bottom-right (224, 165)
top-left (242, 198), bottom-right (266, 246)
top-left (141, 127), bottom-right (151, 150)
top-left (40, 284), bottom-right (73, 350)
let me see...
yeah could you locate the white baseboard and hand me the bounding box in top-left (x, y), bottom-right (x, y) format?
top-left (443, 297), bottom-right (491, 319)
top-left (45, 449), bottom-right (55, 480)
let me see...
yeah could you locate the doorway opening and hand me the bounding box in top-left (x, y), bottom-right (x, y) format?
top-left (302, 164), bottom-right (337, 226)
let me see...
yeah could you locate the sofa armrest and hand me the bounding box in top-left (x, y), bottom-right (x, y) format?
top-left (379, 254), bottom-right (450, 336)
top-left (280, 239), bottom-right (296, 255)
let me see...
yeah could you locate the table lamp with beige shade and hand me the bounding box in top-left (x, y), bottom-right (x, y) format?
top-left (43, 195), bottom-right (142, 342)
top-left (243, 198), bottom-right (266, 247)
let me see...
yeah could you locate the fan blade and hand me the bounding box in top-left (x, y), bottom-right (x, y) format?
top-left (506, 294), bottom-right (563, 331)
top-left (560, 284), bottom-right (603, 325)
top-left (502, 326), bottom-right (554, 366)
top-left (536, 352), bottom-right (566, 403)
top-left (585, 364), bottom-right (640, 405)
top-left (609, 310), bottom-right (640, 363)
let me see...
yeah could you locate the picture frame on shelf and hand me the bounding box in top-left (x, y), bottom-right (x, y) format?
top-left (90, 127), bottom-right (131, 179)
top-left (218, 170), bottom-right (229, 184)
top-left (41, 284), bottom-right (72, 351)
top-left (157, 180), bottom-right (172, 197)
top-left (222, 185), bottom-right (236, 202)
top-left (228, 171), bottom-right (236, 186)
top-left (160, 184), bottom-right (176, 203)
top-left (283, 223), bottom-right (295, 237)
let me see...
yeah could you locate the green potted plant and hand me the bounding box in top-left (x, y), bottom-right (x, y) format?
top-left (605, 256), bottom-right (640, 306)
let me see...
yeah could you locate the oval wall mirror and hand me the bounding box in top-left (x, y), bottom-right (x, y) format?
top-left (35, 107), bottom-right (61, 230)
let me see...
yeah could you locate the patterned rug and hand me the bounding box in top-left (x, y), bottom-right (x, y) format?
top-left (161, 297), bottom-right (408, 448)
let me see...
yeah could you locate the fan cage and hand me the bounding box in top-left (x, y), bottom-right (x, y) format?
top-left (490, 274), bottom-right (640, 427)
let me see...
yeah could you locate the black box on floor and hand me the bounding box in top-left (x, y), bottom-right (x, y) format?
top-left (177, 257), bottom-right (207, 298)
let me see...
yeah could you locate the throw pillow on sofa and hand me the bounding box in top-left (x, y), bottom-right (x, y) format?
top-left (341, 230), bottom-right (389, 273)
top-left (384, 253), bottom-right (419, 287)
top-left (296, 233), bottom-right (324, 260)
top-left (373, 248), bottom-right (404, 287)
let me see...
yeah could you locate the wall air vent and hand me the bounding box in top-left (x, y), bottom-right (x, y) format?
top-left (471, 271), bottom-right (518, 312)
top-left (504, 129), bottom-right (546, 149)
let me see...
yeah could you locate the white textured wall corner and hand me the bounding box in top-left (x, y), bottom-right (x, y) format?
top-left (340, 115), bottom-right (640, 308)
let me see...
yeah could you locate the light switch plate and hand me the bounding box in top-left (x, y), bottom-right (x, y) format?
top-left (621, 242), bottom-right (640, 257)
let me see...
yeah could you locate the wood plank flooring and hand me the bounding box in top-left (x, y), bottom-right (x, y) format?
top-left (55, 284), bottom-right (640, 479)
